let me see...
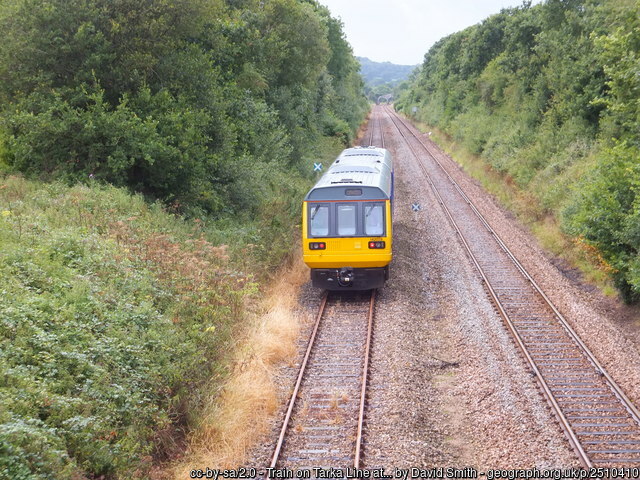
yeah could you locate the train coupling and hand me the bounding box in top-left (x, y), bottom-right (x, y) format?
top-left (338, 267), bottom-right (355, 287)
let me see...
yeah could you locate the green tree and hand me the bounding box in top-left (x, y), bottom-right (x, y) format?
top-left (0, 0), bottom-right (367, 214)
top-left (564, 142), bottom-right (640, 301)
top-left (399, 0), bottom-right (640, 301)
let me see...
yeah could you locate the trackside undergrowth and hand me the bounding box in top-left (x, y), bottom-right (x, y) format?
top-left (170, 251), bottom-right (309, 477)
top-left (0, 176), bottom-right (250, 479)
top-left (408, 119), bottom-right (619, 297)
top-left (0, 135), bottom-right (343, 480)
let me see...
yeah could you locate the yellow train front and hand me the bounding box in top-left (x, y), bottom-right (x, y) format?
top-left (302, 147), bottom-right (393, 290)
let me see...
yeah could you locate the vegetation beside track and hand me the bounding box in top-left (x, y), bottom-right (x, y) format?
top-left (408, 122), bottom-right (619, 297)
top-left (397, 0), bottom-right (640, 303)
top-left (0, 0), bottom-right (368, 217)
top-left (0, 0), bottom-right (366, 477)
top-left (0, 135), bottom-right (346, 479)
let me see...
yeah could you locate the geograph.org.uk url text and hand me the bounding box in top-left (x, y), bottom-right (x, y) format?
top-left (188, 466), bottom-right (640, 480)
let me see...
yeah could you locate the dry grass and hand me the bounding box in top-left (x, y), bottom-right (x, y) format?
top-left (355, 108), bottom-right (373, 144)
top-left (168, 249), bottom-right (309, 476)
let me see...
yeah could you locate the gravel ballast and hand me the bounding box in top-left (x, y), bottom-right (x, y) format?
top-left (244, 106), bottom-right (640, 471)
top-left (360, 107), bottom-right (576, 469)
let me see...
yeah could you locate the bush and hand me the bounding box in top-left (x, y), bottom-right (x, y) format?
top-left (322, 113), bottom-right (352, 146)
top-left (0, 176), bottom-right (257, 478)
top-left (398, 0), bottom-right (640, 301)
top-left (563, 142), bottom-right (640, 302)
top-left (0, 0), bottom-right (367, 217)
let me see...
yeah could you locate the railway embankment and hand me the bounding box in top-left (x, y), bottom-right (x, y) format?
top-left (0, 140), bottom-right (337, 479)
top-left (396, 0), bottom-right (640, 305)
top-left (0, 177), bottom-right (258, 477)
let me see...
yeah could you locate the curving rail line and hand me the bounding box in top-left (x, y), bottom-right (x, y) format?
top-left (383, 105), bottom-right (640, 467)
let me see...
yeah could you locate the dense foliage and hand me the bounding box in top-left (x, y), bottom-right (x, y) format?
top-left (0, 0), bottom-right (367, 478)
top-left (0, 176), bottom-right (255, 479)
top-left (0, 0), bottom-right (368, 217)
top-left (0, 139), bottom-right (341, 479)
top-left (398, 0), bottom-right (640, 302)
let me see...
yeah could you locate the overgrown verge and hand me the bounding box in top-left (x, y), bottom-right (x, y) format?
top-left (170, 249), bottom-right (309, 477)
top-left (397, 0), bottom-right (640, 302)
top-left (0, 133), bottom-right (341, 478)
top-left (409, 121), bottom-right (618, 296)
top-left (0, 176), bottom-right (241, 478)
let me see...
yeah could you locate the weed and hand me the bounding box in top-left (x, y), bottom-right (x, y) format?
top-left (170, 248), bottom-right (308, 475)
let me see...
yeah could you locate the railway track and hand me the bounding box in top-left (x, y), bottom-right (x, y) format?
top-left (268, 116), bottom-right (387, 473)
top-left (365, 107), bottom-right (385, 148)
top-left (269, 290), bottom-right (375, 472)
top-left (384, 105), bottom-right (640, 467)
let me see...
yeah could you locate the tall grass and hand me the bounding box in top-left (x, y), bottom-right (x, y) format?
top-left (172, 252), bottom-right (308, 475)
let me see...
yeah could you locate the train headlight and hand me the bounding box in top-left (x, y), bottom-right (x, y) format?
top-left (368, 241), bottom-right (385, 249)
top-left (309, 242), bottom-right (326, 250)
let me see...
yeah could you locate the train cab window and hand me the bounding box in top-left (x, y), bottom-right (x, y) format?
top-left (337, 204), bottom-right (357, 236)
top-left (364, 204), bottom-right (384, 236)
top-left (309, 204), bottom-right (329, 236)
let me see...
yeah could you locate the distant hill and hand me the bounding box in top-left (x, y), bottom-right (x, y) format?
top-left (357, 57), bottom-right (418, 87)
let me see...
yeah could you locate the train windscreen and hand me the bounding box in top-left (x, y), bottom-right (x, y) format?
top-left (309, 204), bottom-right (329, 236)
top-left (364, 204), bottom-right (384, 236)
top-left (337, 204), bottom-right (356, 235)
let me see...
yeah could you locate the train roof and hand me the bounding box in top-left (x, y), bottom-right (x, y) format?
top-left (338, 146), bottom-right (386, 158)
top-left (332, 146), bottom-right (393, 173)
top-left (305, 150), bottom-right (392, 201)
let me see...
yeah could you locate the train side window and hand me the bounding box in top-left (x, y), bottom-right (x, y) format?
top-left (309, 204), bottom-right (329, 236)
top-left (337, 204), bottom-right (357, 236)
top-left (364, 204), bottom-right (384, 236)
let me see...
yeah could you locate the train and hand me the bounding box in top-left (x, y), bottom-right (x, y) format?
top-left (302, 147), bottom-right (393, 290)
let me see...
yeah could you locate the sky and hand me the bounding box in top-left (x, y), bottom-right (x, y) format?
top-left (319, 0), bottom-right (542, 66)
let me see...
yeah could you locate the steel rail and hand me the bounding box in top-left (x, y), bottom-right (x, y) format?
top-left (364, 106), bottom-right (385, 149)
top-left (389, 107), bottom-right (640, 429)
top-left (270, 291), bottom-right (328, 468)
top-left (385, 104), bottom-right (640, 466)
top-left (354, 289), bottom-right (376, 468)
top-left (269, 288), bottom-right (377, 469)
top-left (379, 111), bottom-right (385, 149)
top-left (367, 110), bottom-right (376, 146)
